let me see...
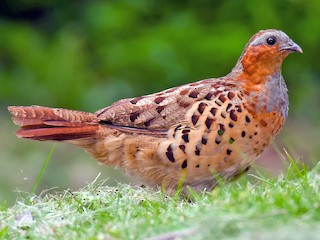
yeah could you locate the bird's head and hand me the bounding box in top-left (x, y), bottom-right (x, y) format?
top-left (234, 29), bottom-right (302, 79)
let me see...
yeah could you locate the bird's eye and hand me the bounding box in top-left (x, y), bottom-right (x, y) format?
top-left (266, 37), bottom-right (276, 45)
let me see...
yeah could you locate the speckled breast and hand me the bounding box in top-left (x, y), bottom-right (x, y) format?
top-left (158, 88), bottom-right (287, 188)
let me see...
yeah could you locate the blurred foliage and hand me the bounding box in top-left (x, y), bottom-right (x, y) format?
top-left (1, 0), bottom-right (320, 206)
top-left (0, 0), bottom-right (319, 120)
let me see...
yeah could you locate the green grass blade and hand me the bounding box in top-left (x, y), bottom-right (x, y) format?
top-left (30, 144), bottom-right (56, 196)
top-left (0, 226), bottom-right (8, 238)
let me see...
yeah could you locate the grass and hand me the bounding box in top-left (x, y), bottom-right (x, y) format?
top-left (0, 155), bottom-right (319, 240)
top-left (30, 144), bottom-right (56, 197)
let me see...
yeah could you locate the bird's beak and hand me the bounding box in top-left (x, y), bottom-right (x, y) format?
top-left (279, 39), bottom-right (303, 53)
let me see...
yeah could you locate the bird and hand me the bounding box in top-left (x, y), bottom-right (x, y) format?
top-left (8, 29), bottom-right (302, 194)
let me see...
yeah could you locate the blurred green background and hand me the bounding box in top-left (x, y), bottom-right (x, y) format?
top-left (1, 0), bottom-right (319, 206)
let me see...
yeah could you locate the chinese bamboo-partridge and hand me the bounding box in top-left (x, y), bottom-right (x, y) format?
top-left (8, 29), bottom-right (302, 193)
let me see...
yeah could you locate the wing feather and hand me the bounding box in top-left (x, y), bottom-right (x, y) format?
top-left (95, 77), bottom-right (238, 130)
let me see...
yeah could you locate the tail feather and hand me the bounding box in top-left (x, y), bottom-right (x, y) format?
top-left (15, 125), bottom-right (99, 141)
top-left (8, 106), bottom-right (99, 141)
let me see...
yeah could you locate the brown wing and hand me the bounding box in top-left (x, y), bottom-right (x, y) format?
top-left (95, 77), bottom-right (239, 130)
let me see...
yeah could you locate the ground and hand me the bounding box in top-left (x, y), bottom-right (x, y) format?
top-left (1, 161), bottom-right (319, 239)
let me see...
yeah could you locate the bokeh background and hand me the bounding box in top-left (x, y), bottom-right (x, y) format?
top-left (1, 0), bottom-right (319, 206)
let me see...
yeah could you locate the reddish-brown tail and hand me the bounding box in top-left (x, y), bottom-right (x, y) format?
top-left (8, 106), bottom-right (99, 141)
